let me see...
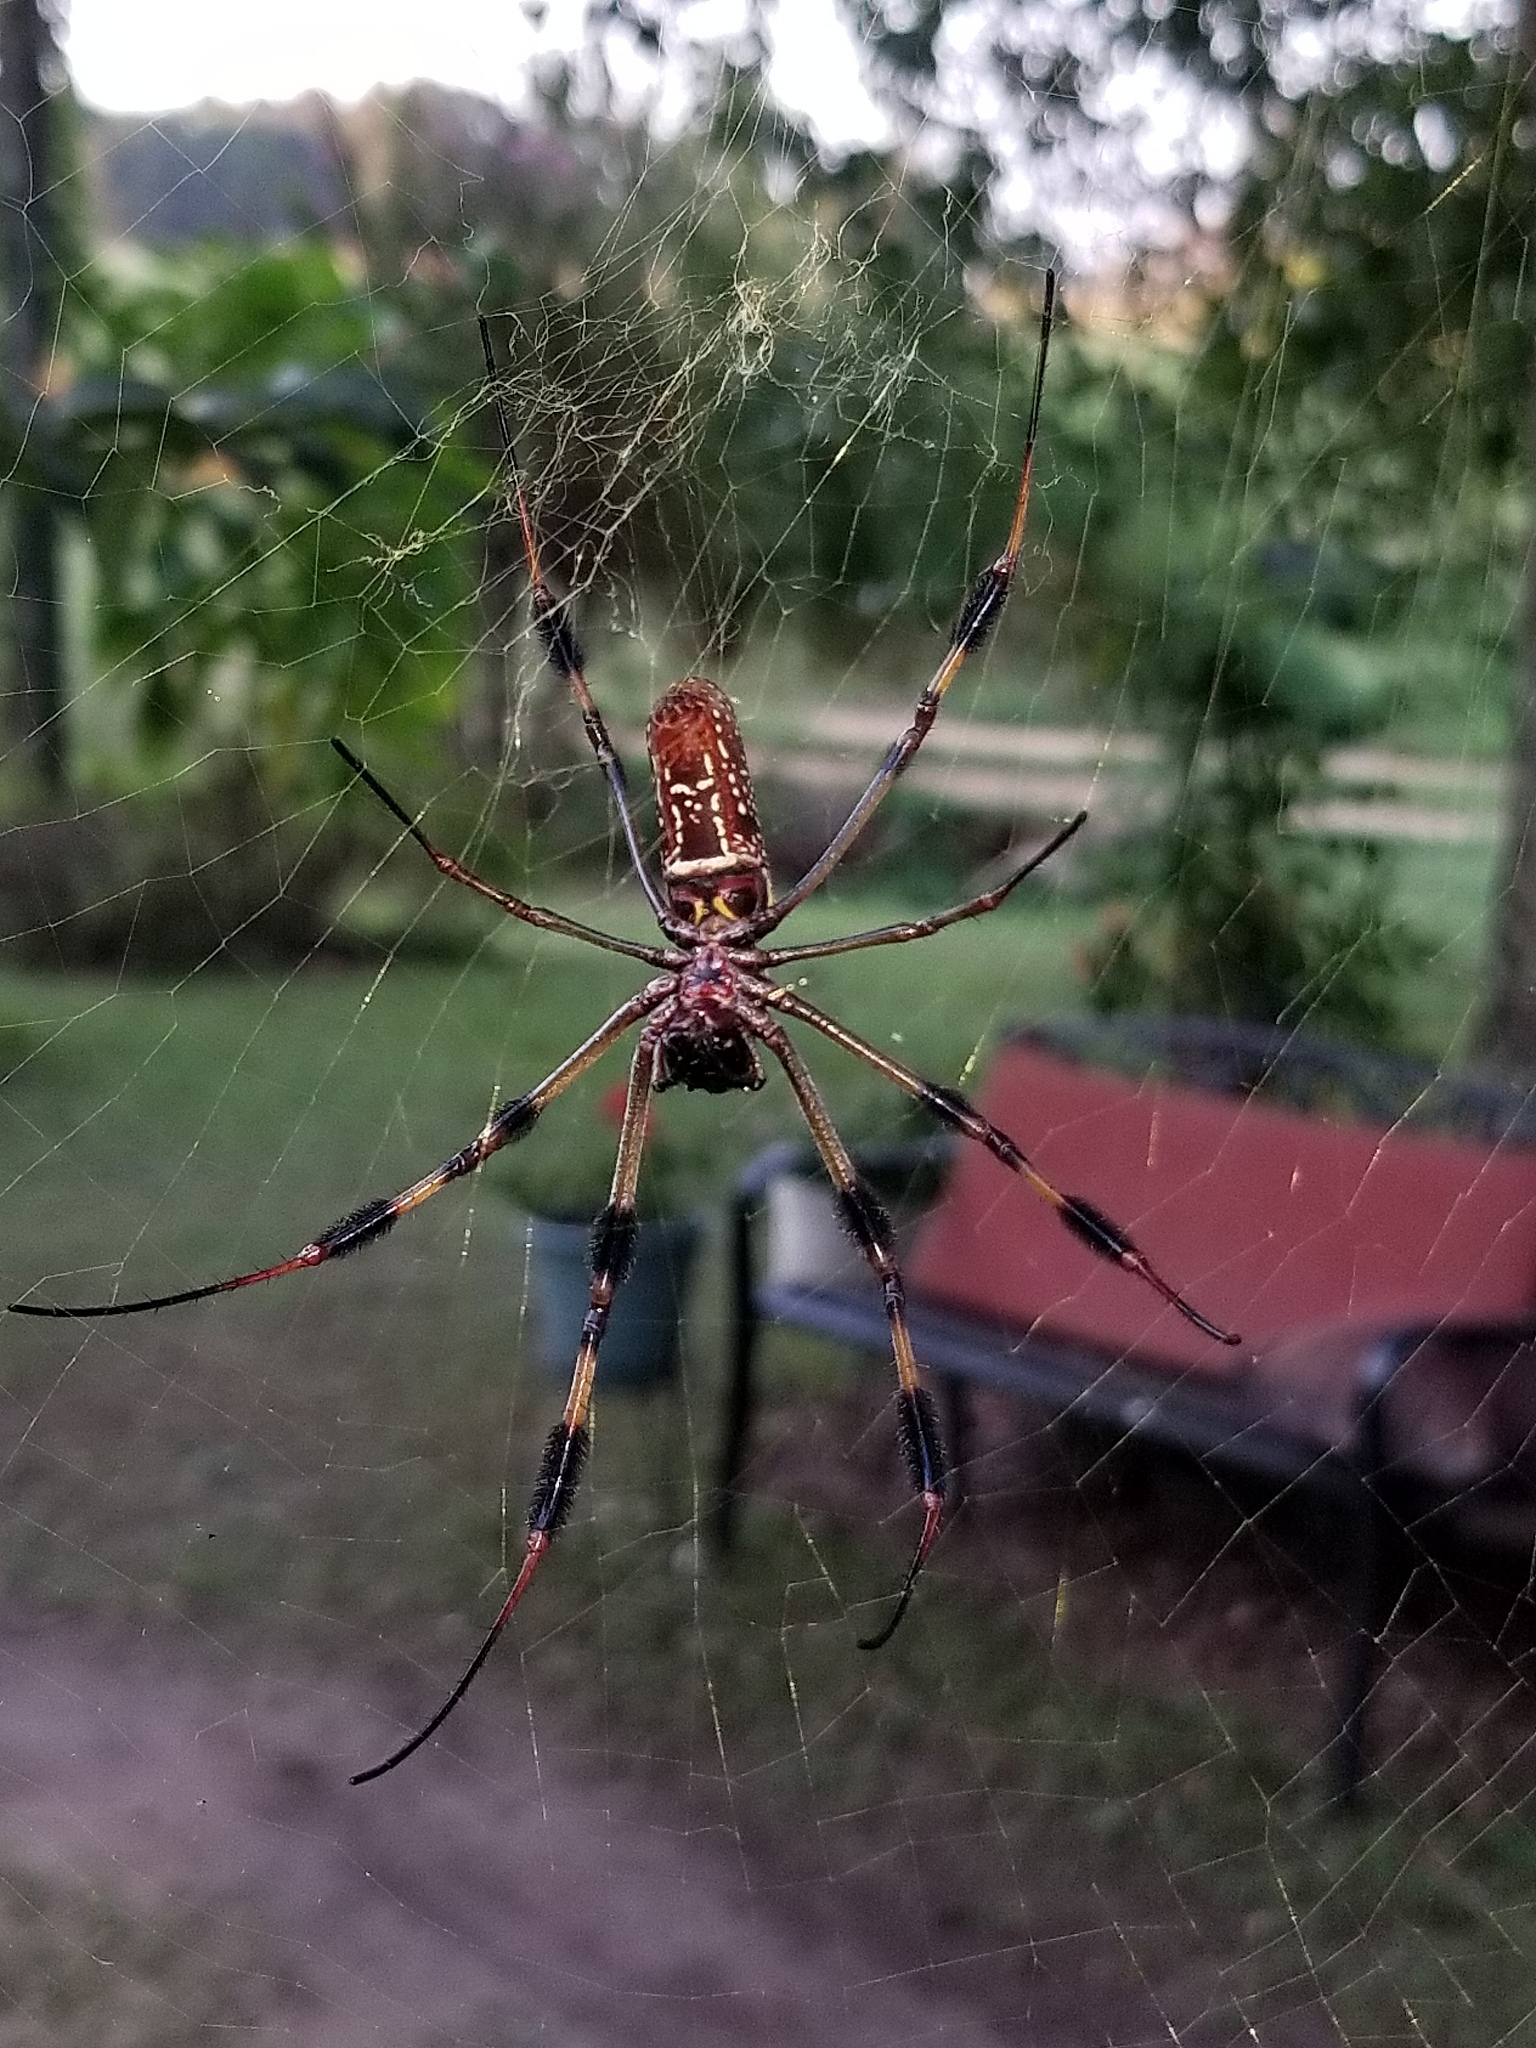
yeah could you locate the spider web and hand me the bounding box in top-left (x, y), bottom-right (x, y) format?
top-left (0, 8), bottom-right (1528, 2043)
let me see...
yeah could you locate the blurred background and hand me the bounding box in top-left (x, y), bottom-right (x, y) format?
top-left (0, 0), bottom-right (1530, 2040)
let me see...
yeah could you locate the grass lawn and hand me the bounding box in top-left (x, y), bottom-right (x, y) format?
top-left (0, 866), bottom-right (1530, 2043)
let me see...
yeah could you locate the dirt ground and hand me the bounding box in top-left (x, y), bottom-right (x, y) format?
top-left (0, 1285), bottom-right (1525, 2045)
top-left (0, 1598), bottom-right (1331, 2048)
top-left (0, 1604), bottom-right (1038, 2047)
top-left (1, 1380), bottom-right (1530, 2048)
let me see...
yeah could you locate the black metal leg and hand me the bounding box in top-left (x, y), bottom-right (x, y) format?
top-left (711, 1191), bottom-right (759, 1553)
top-left (1329, 1462), bottom-right (1388, 1808)
top-left (1327, 1336), bottom-right (1411, 1811)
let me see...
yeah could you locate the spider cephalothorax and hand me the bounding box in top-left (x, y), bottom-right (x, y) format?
top-left (11, 273), bottom-right (1238, 1786)
top-left (654, 941), bottom-right (768, 1095)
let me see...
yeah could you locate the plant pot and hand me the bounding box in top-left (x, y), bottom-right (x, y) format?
top-left (525, 1212), bottom-right (702, 1390)
top-left (763, 1173), bottom-right (869, 1291)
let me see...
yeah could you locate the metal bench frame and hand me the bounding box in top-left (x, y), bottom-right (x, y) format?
top-left (711, 1018), bottom-right (1536, 1806)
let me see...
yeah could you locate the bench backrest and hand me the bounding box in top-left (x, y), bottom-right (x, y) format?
top-left (908, 1040), bottom-right (1536, 1371)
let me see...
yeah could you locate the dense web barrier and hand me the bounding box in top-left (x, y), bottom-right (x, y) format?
top-left (0, 36), bottom-right (1529, 2046)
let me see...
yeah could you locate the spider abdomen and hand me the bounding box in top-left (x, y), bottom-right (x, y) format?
top-left (647, 677), bottom-right (770, 926)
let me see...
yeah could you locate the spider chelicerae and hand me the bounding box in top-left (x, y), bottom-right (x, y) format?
top-left (12, 272), bottom-right (1236, 1783)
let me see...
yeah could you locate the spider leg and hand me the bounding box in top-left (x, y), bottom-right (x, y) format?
top-left (761, 812), bottom-right (1086, 965)
top-left (333, 740), bottom-right (673, 967)
top-left (11, 985), bottom-right (670, 1320)
top-left (351, 1027), bottom-right (663, 1783)
top-left (761, 987), bottom-right (1240, 1348)
top-left (753, 273), bottom-right (1057, 937)
top-left (478, 320), bottom-right (670, 923)
top-left (751, 1015), bottom-right (945, 1652)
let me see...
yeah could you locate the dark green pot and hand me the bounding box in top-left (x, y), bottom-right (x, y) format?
top-left (526, 1213), bottom-right (701, 1389)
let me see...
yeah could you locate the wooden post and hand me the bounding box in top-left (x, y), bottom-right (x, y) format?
top-left (1480, 1), bottom-right (1536, 1065)
top-left (0, 0), bottom-right (66, 794)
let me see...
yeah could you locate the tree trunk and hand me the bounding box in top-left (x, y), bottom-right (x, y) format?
top-left (0, 0), bottom-right (65, 796)
top-left (1481, 0), bottom-right (1536, 1067)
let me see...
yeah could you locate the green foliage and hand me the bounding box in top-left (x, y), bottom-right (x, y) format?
top-left (42, 240), bottom-right (490, 795)
top-left (389, 55), bottom-right (1498, 1043)
top-left (1183, 26), bottom-right (1526, 759)
top-left (1079, 495), bottom-right (1425, 1036)
top-left (18, 35), bottom-right (1517, 1023)
top-left (389, 81), bottom-right (1050, 672)
top-left (989, 18), bottom-right (1528, 1039)
top-left (1088, 792), bottom-right (1429, 1041)
top-left (1212, 31), bottom-right (1530, 491)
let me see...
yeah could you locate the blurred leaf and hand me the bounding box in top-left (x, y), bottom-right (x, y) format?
top-left (35, 239), bottom-right (492, 795)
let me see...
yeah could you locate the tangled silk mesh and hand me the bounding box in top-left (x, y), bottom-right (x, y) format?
top-left (0, 75), bottom-right (1527, 2048)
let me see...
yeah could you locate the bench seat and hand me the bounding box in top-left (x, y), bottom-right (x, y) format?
top-left (713, 1019), bottom-right (1536, 1800)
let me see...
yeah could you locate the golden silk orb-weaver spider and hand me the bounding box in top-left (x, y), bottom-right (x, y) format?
top-left (11, 273), bottom-right (1237, 1784)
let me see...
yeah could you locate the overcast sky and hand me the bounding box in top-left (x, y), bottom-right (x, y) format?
top-left (59, 0), bottom-right (1196, 259)
top-left (63, 0), bottom-right (888, 146)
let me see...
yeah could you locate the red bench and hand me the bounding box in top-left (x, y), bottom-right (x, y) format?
top-left (713, 1018), bottom-right (1536, 1801)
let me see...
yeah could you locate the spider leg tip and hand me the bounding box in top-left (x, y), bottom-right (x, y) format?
top-left (857, 1581), bottom-right (920, 1652)
top-left (855, 1573), bottom-right (924, 1651)
top-left (857, 1490), bottom-right (943, 1651)
top-left (1173, 1289), bottom-right (1241, 1347)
